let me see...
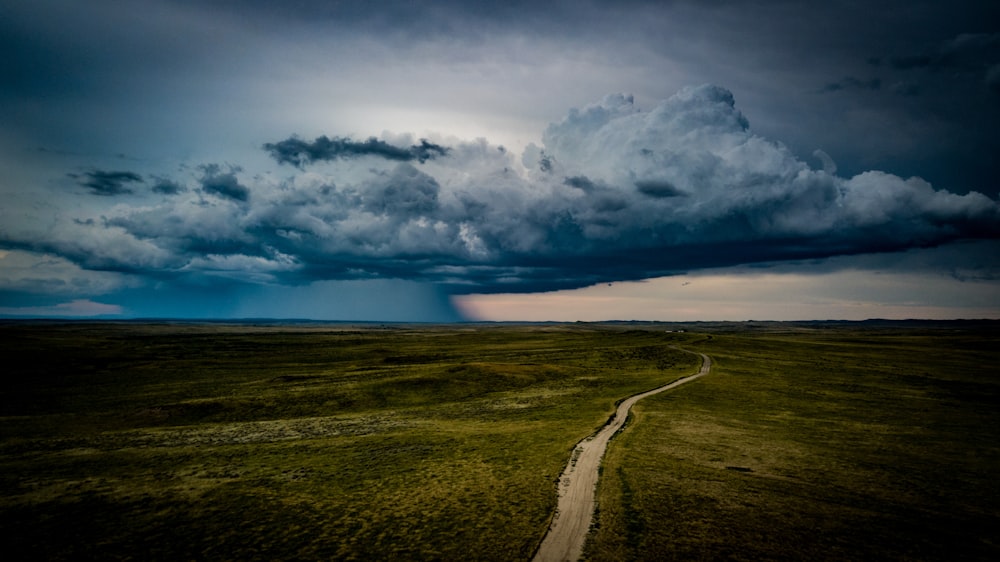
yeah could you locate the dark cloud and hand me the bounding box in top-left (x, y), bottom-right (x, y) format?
top-left (264, 136), bottom-right (449, 168)
top-left (6, 85), bottom-right (999, 296)
top-left (801, 27), bottom-right (1000, 194)
top-left (4, 0), bottom-right (998, 321)
top-left (889, 81), bottom-right (921, 97)
top-left (538, 154), bottom-right (553, 172)
top-left (889, 33), bottom-right (1000, 72)
top-left (876, 32), bottom-right (1000, 101)
top-left (69, 170), bottom-right (143, 196)
top-left (363, 164), bottom-right (440, 216)
top-left (199, 164), bottom-right (249, 202)
top-left (564, 176), bottom-right (598, 191)
top-left (988, 65), bottom-right (1000, 94)
top-left (151, 177), bottom-right (186, 195)
top-left (7, 0), bottom-right (998, 200)
top-left (635, 180), bottom-right (686, 198)
top-left (411, 140), bottom-right (451, 163)
top-left (888, 55), bottom-right (934, 70)
top-left (820, 77), bottom-right (881, 93)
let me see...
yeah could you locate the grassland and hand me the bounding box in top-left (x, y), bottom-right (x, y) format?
top-left (0, 322), bottom-right (696, 561)
top-left (588, 324), bottom-right (1000, 561)
top-left (2, 321), bottom-right (997, 561)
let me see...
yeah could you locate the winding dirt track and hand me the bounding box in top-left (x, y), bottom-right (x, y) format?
top-left (532, 348), bottom-right (712, 562)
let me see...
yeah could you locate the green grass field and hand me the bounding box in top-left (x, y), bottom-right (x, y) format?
top-left (0, 322), bottom-right (695, 561)
top-left (588, 325), bottom-right (1000, 561)
top-left (1, 321), bottom-right (997, 560)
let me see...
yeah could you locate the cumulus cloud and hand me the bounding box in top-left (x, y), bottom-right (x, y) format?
top-left (199, 164), bottom-right (249, 202)
top-left (363, 163), bottom-right (441, 216)
top-left (3, 84), bottom-right (998, 295)
top-left (0, 250), bottom-right (133, 295)
top-left (0, 214), bottom-right (179, 276)
top-left (69, 169), bottom-right (143, 195)
top-left (264, 135), bottom-right (450, 168)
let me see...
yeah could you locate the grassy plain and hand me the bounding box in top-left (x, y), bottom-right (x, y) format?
top-left (2, 321), bottom-right (997, 561)
top-left (0, 322), bottom-right (696, 561)
top-left (588, 323), bottom-right (1000, 561)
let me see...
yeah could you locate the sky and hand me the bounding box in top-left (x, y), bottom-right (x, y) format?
top-left (1, 0), bottom-right (999, 321)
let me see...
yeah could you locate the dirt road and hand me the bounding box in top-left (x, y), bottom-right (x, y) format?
top-left (532, 349), bottom-right (712, 562)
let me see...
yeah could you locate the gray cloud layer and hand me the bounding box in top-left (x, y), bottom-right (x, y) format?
top-left (4, 85), bottom-right (996, 294)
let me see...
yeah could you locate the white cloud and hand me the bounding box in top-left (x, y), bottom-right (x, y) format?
top-left (0, 250), bottom-right (134, 295)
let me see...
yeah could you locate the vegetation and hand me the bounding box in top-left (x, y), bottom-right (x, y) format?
top-left (588, 324), bottom-right (1000, 561)
top-left (2, 321), bottom-right (997, 561)
top-left (0, 322), bottom-right (694, 561)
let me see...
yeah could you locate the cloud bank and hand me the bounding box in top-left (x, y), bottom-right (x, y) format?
top-left (2, 85), bottom-right (997, 296)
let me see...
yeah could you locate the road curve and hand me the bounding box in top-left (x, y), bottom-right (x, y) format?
top-left (532, 348), bottom-right (712, 562)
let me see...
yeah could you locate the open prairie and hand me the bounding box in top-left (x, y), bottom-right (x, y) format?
top-left (0, 322), bottom-right (696, 560)
top-left (1, 321), bottom-right (998, 560)
top-left (589, 323), bottom-right (1000, 561)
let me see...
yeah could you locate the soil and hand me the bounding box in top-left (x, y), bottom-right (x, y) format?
top-left (532, 350), bottom-right (712, 562)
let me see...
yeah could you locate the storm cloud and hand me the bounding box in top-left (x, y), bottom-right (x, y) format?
top-left (199, 164), bottom-right (250, 202)
top-left (264, 136), bottom-right (450, 168)
top-left (70, 170), bottom-right (143, 196)
top-left (3, 1), bottom-right (998, 320)
top-left (8, 85), bottom-right (995, 296)
top-left (888, 33), bottom-right (1000, 74)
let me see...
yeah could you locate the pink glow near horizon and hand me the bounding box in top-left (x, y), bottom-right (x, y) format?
top-left (453, 270), bottom-right (1000, 322)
